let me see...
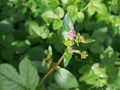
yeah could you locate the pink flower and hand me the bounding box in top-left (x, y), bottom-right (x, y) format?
top-left (66, 30), bottom-right (76, 40)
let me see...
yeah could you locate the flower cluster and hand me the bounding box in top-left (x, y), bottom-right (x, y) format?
top-left (66, 29), bottom-right (88, 59)
top-left (75, 33), bottom-right (85, 46)
top-left (66, 30), bottom-right (85, 45)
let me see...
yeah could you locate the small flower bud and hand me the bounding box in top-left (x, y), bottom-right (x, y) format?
top-left (80, 51), bottom-right (88, 59)
top-left (66, 30), bottom-right (76, 40)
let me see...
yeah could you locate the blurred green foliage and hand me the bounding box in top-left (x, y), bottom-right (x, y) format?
top-left (0, 0), bottom-right (120, 90)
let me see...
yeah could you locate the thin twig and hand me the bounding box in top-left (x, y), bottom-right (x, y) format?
top-left (39, 54), bottom-right (64, 85)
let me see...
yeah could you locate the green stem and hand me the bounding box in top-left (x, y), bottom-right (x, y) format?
top-left (81, 2), bottom-right (91, 12)
top-left (38, 54), bottom-right (64, 86)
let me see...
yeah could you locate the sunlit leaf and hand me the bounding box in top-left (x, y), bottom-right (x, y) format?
top-left (53, 19), bottom-right (63, 30)
top-left (26, 21), bottom-right (49, 39)
top-left (54, 68), bottom-right (78, 89)
top-left (62, 12), bottom-right (74, 40)
top-left (63, 12), bottom-right (74, 32)
top-left (55, 7), bottom-right (64, 18)
top-left (67, 5), bottom-right (78, 22)
top-left (63, 49), bottom-right (72, 67)
top-left (77, 12), bottom-right (85, 22)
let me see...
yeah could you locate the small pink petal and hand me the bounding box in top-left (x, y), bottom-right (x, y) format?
top-left (67, 30), bottom-right (76, 40)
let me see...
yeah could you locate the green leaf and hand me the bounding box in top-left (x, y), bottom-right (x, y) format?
top-left (112, 73), bottom-right (120, 89)
top-left (80, 63), bottom-right (107, 87)
top-left (92, 27), bottom-right (108, 43)
top-left (43, 0), bottom-right (59, 9)
top-left (26, 21), bottom-right (41, 37)
top-left (62, 12), bottom-right (74, 40)
top-left (42, 10), bottom-right (59, 19)
top-left (0, 58), bottom-right (39, 90)
top-left (108, 0), bottom-right (119, 14)
top-left (26, 21), bottom-right (49, 39)
top-left (83, 38), bottom-right (95, 44)
top-left (19, 58), bottom-right (39, 90)
top-left (90, 42), bottom-right (104, 54)
top-left (67, 5), bottom-right (78, 22)
top-left (47, 83), bottom-right (66, 90)
top-left (95, 4), bottom-right (108, 15)
top-left (55, 7), bottom-right (64, 18)
top-left (61, 0), bottom-right (68, 4)
top-left (100, 46), bottom-right (118, 66)
top-left (63, 12), bottom-right (74, 32)
top-left (88, 0), bottom-right (108, 15)
top-left (88, 4), bottom-right (96, 16)
top-left (77, 12), bottom-right (85, 23)
top-left (41, 7), bottom-right (64, 23)
top-left (107, 84), bottom-right (119, 90)
top-left (0, 64), bottom-right (23, 90)
top-left (64, 49), bottom-right (72, 67)
top-left (54, 68), bottom-right (78, 89)
top-left (53, 19), bottom-right (63, 30)
top-left (40, 27), bottom-right (49, 39)
top-left (63, 40), bottom-right (71, 46)
top-left (0, 19), bottom-right (12, 33)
